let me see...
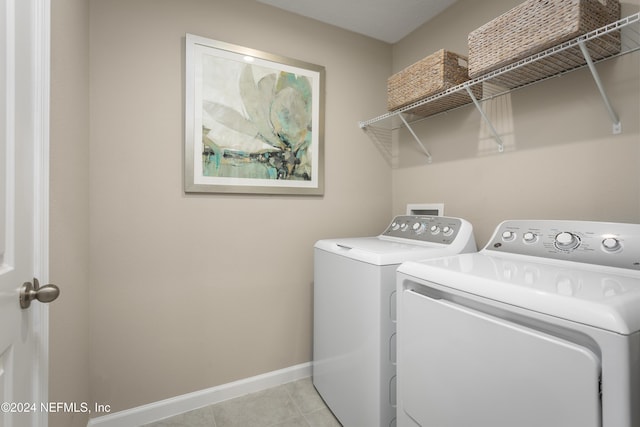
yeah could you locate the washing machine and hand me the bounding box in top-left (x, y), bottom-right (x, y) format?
top-left (397, 219), bottom-right (640, 427)
top-left (313, 215), bottom-right (476, 427)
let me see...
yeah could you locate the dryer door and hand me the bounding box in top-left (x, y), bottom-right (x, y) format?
top-left (399, 287), bottom-right (602, 427)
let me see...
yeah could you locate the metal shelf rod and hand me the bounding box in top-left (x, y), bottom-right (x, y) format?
top-left (399, 114), bottom-right (432, 163)
top-left (577, 41), bottom-right (622, 134)
top-left (464, 86), bottom-right (504, 152)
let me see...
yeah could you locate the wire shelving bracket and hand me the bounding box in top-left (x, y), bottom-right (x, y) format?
top-left (578, 40), bottom-right (622, 134)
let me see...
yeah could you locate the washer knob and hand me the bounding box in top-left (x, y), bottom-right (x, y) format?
top-left (400, 223), bottom-right (409, 231)
top-left (430, 225), bottom-right (440, 235)
top-left (555, 232), bottom-right (580, 250)
top-left (391, 222), bottom-right (399, 231)
top-left (523, 232), bottom-right (537, 243)
top-left (412, 222), bottom-right (426, 233)
top-left (602, 237), bottom-right (621, 252)
top-left (443, 226), bottom-right (453, 236)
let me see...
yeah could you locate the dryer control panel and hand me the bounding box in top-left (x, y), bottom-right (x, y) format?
top-left (485, 219), bottom-right (640, 270)
top-left (380, 215), bottom-right (462, 244)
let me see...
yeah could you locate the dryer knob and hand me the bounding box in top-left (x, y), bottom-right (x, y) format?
top-left (502, 231), bottom-right (515, 241)
top-left (555, 232), bottom-right (580, 250)
top-left (602, 238), bottom-right (621, 252)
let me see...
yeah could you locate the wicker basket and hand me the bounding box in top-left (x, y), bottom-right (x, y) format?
top-left (468, 0), bottom-right (621, 79)
top-left (387, 49), bottom-right (479, 115)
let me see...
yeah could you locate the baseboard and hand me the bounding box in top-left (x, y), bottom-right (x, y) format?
top-left (86, 362), bottom-right (312, 427)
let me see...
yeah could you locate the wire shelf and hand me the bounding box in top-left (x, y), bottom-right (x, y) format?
top-left (359, 13), bottom-right (640, 165)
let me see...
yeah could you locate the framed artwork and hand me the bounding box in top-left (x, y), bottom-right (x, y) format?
top-left (184, 34), bottom-right (325, 195)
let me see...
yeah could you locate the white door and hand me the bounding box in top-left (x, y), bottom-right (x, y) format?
top-left (399, 288), bottom-right (602, 427)
top-left (0, 0), bottom-right (52, 426)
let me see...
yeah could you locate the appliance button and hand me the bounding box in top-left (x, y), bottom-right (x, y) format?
top-left (502, 231), bottom-right (516, 241)
top-left (555, 232), bottom-right (580, 250)
top-left (602, 237), bottom-right (621, 252)
top-left (523, 232), bottom-right (537, 243)
top-left (412, 222), bottom-right (426, 234)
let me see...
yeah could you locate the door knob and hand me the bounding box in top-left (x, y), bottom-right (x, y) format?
top-left (19, 278), bottom-right (60, 309)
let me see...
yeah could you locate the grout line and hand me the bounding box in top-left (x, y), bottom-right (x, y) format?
top-left (281, 381), bottom-right (312, 427)
top-left (211, 403), bottom-right (218, 427)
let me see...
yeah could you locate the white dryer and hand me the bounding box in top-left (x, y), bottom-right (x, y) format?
top-left (397, 219), bottom-right (640, 427)
top-left (313, 215), bottom-right (476, 427)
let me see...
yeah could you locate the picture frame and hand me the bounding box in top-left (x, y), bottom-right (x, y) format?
top-left (184, 34), bottom-right (325, 195)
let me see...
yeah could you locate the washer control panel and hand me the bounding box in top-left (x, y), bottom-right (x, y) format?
top-left (381, 215), bottom-right (461, 244)
top-left (485, 220), bottom-right (640, 270)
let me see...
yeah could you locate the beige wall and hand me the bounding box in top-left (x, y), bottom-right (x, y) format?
top-left (48, 0), bottom-right (640, 421)
top-left (87, 0), bottom-right (391, 413)
top-left (391, 0), bottom-right (640, 245)
top-left (50, 0), bottom-right (91, 426)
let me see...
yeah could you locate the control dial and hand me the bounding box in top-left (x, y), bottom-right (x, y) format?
top-left (554, 232), bottom-right (580, 251)
top-left (412, 222), bottom-right (426, 234)
top-left (430, 225), bottom-right (440, 235)
top-left (502, 231), bottom-right (516, 241)
top-left (602, 237), bottom-right (621, 253)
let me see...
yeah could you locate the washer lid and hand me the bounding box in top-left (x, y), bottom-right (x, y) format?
top-left (398, 252), bottom-right (640, 334)
top-left (315, 237), bottom-right (461, 266)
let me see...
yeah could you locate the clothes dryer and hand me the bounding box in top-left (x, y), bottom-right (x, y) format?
top-left (313, 215), bottom-right (476, 427)
top-left (397, 219), bottom-right (640, 427)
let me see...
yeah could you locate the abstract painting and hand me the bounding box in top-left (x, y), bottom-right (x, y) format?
top-left (185, 34), bottom-right (325, 195)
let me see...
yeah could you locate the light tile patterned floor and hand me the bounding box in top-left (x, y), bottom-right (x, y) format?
top-left (141, 377), bottom-right (342, 427)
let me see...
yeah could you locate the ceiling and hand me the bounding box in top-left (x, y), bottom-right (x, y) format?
top-left (256, 0), bottom-right (458, 44)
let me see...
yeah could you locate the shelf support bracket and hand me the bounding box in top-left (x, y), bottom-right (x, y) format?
top-left (465, 85), bottom-right (504, 152)
top-left (577, 41), bottom-right (622, 134)
top-left (399, 114), bottom-right (432, 163)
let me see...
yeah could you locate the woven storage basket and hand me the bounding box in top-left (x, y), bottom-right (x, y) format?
top-left (387, 49), bottom-right (480, 116)
top-left (468, 0), bottom-right (621, 79)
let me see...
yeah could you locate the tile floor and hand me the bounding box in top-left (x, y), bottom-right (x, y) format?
top-left (141, 377), bottom-right (342, 427)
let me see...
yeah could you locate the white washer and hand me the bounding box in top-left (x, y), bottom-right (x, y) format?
top-left (313, 215), bottom-right (476, 427)
top-left (397, 219), bottom-right (640, 427)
